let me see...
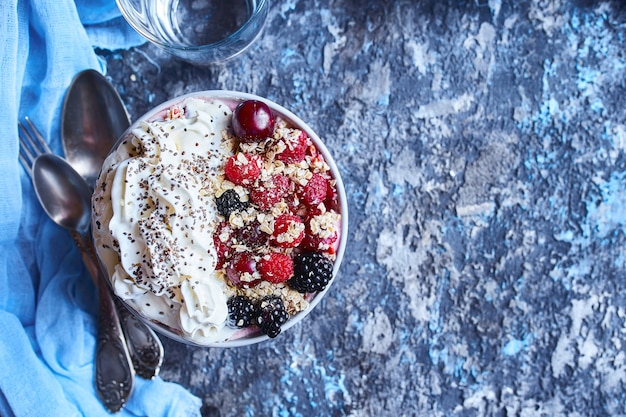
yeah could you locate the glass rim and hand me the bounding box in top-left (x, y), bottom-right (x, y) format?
top-left (116, 0), bottom-right (269, 53)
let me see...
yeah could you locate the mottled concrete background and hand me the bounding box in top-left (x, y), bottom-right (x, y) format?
top-left (100, 0), bottom-right (626, 415)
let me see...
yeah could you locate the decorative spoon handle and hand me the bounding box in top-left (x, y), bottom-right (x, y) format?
top-left (94, 265), bottom-right (135, 412)
top-left (114, 297), bottom-right (164, 379)
top-left (76, 231), bottom-right (164, 379)
top-left (71, 231), bottom-right (135, 413)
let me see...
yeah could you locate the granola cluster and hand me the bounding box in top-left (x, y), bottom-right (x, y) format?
top-left (213, 117), bottom-right (341, 318)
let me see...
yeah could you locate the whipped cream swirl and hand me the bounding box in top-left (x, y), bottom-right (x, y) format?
top-left (93, 98), bottom-right (237, 343)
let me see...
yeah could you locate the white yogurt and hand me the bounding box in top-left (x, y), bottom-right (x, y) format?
top-left (93, 98), bottom-right (238, 344)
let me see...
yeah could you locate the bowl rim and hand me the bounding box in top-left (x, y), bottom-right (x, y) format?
top-left (102, 90), bottom-right (349, 347)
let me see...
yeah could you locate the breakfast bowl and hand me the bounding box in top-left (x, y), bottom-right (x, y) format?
top-left (91, 91), bottom-right (348, 347)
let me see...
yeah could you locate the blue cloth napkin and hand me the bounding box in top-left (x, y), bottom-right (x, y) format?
top-left (0, 1), bottom-right (202, 416)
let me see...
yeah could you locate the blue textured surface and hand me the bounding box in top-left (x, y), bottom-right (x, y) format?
top-left (101, 0), bottom-right (626, 415)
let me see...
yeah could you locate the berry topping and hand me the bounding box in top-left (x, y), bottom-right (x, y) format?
top-left (213, 221), bottom-right (234, 268)
top-left (232, 100), bottom-right (275, 142)
top-left (226, 252), bottom-right (261, 288)
top-left (302, 229), bottom-right (338, 253)
top-left (249, 174), bottom-right (290, 211)
top-left (258, 252), bottom-right (294, 283)
top-left (302, 212), bottom-right (339, 253)
top-left (227, 296), bottom-right (256, 328)
top-left (275, 129), bottom-right (308, 164)
top-left (234, 220), bottom-right (268, 249)
top-left (288, 252), bottom-right (334, 293)
top-left (211, 100), bottom-right (343, 340)
top-left (216, 189), bottom-right (249, 218)
top-left (256, 295), bottom-right (289, 338)
top-left (224, 153), bottom-right (262, 185)
top-left (272, 214), bottom-right (305, 248)
top-left (302, 173), bottom-right (328, 207)
top-left (325, 179), bottom-right (339, 211)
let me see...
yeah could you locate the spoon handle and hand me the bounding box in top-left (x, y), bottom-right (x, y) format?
top-left (114, 296), bottom-right (164, 379)
top-left (94, 264), bottom-right (135, 412)
top-left (76, 232), bottom-right (164, 379)
top-left (70, 231), bottom-right (135, 413)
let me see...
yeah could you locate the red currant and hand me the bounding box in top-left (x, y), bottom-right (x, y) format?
top-left (232, 100), bottom-right (275, 142)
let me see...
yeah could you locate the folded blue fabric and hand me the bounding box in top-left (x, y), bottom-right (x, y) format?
top-left (0, 1), bottom-right (201, 416)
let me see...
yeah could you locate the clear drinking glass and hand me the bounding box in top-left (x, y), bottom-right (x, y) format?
top-left (116, 0), bottom-right (269, 64)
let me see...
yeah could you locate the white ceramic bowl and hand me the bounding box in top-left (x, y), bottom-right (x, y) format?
top-left (94, 90), bottom-right (348, 347)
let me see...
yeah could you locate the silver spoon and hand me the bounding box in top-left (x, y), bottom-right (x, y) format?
top-left (61, 69), bottom-right (131, 188)
top-left (61, 69), bottom-right (164, 379)
top-left (31, 153), bottom-right (134, 413)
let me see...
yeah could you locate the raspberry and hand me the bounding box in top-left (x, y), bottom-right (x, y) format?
top-left (256, 295), bottom-right (289, 338)
top-left (303, 229), bottom-right (338, 254)
top-left (302, 213), bottom-right (339, 254)
top-left (303, 203), bottom-right (325, 220)
top-left (288, 252), bottom-right (333, 293)
top-left (276, 129), bottom-right (308, 164)
top-left (213, 221), bottom-right (234, 268)
top-left (227, 296), bottom-right (256, 328)
top-left (325, 179), bottom-right (339, 211)
top-left (216, 189), bottom-right (249, 218)
top-left (249, 174), bottom-right (290, 210)
top-left (258, 252), bottom-right (294, 283)
top-left (272, 214), bottom-right (305, 248)
top-left (214, 235), bottom-right (229, 268)
top-left (302, 173), bottom-right (328, 207)
top-left (224, 153), bottom-right (261, 185)
top-left (225, 252), bottom-right (261, 288)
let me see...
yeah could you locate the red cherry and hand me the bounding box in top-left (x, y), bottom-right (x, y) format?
top-left (226, 252), bottom-right (261, 287)
top-left (234, 220), bottom-right (268, 248)
top-left (232, 100), bottom-right (275, 142)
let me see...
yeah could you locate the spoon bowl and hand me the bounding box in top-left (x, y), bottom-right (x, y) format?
top-left (32, 153), bottom-right (92, 233)
top-left (61, 70), bottom-right (130, 188)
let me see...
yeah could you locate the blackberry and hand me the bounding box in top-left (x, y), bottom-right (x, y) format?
top-left (288, 252), bottom-right (333, 293)
top-left (216, 189), bottom-right (249, 218)
top-left (256, 296), bottom-right (289, 338)
top-left (227, 296), bottom-right (256, 328)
